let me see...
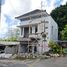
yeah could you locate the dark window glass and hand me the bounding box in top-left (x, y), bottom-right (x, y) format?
top-left (35, 25), bottom-right (38, 33)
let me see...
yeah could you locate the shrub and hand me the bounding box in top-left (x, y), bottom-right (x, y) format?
top-left (48, 41), bottom-right (63, 54)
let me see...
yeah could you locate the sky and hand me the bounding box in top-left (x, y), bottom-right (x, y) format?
top-left (0, 0), bottom-right (67, 38)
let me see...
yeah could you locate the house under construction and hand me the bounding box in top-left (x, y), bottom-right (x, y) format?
top-left (15, 9), bottom-right (58, 54)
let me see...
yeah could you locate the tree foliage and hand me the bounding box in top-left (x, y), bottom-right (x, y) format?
top-left (61, 25), bottom-right (67, 40)
top-left (50, 3), bottom-right (67, 39)
top-left (6, 36), bottom-right (17, 41)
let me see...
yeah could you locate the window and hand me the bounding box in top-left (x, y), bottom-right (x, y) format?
top-left (35, 25), bottom-right (38, 33)
top-left (51, 26), bottom-right (53, 35)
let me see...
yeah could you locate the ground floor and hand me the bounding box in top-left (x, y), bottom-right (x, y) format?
top-left (18, 39), bottom-right (49, 55)
top-left (0, 40), bottom-right (49, 55)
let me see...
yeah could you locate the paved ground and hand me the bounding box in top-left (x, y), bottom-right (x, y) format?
top-left (0, 63), bottom-right (28, 67)
top-left (33, 57), bottom-right (67, 67)
top-left (0, 57), bottom-right (67, 67)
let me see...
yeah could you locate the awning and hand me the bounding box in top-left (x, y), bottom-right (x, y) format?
top-left (17, 37), bottom-right (31, 41)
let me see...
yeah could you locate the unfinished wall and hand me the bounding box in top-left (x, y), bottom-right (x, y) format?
top-left (5, 45), bottom-right (18, 54)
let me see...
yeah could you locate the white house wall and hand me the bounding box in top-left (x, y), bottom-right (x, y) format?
top-left (38, 23), bottom-right (45, 33)
top-left (49, 16), bottom-right (58, 41)
top-left (43, 16), bottom-right (58, 42)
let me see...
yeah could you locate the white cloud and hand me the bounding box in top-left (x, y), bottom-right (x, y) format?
top-left (0, 14), bottom-right (8, 36)
top-left (61, 0), bottom-right (67, 5)
top-left (31, 0), bottom-right (59, 13)
top-left (2, 0), bottom-right (67, 17)
top-left (31, 0), bottom-right (67, 13)
top-left (2, 0), bottom-right (58, 16)
top-left (2, 0), bottom-right (31, 17)
top-left (31, 0), bottom-right (41, 10)
top-left (1, 0), bottom-right (31, 38)
top-left (42, 0), bottom-right (57, 13)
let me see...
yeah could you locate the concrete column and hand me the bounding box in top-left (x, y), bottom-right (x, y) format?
top-left (32, 46), bottom-right (34, 54)
top-left (18, 44), bottom-right (21, 55)
top-left (5, 46), bottom-right (8, 54)
top-left (32, 26), bottom-right (35, 33)
top-left (23, 27), bottom-right (24, 37)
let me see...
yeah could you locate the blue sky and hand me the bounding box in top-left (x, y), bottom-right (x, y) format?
top-left (0, 0), bottom-right (5, 5)
top-left (0, 0), bottom-right (67, 38)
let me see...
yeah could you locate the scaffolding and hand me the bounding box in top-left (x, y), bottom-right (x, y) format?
top-left (28, 17), bottom-right (40, 54)
top-left (27, 1), bottom-right (45, 54)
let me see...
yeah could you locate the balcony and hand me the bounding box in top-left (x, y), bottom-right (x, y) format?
top-left (17, 36), bottom-right (31, 41)
top-left (29, 33), bottom-right (40, 40)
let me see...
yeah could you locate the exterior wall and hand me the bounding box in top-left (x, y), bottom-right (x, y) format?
top-left (18, 42), bottom-right (28, 54)
top-left (18, 45), bottom-right (26, 53)
top-left (38, 22), bottom-right (45, 33)
top-left (42, 16), bottom-right (58, 42)
top-left (48, 16), bottom-right (58, 41)
top-left (5, 45), bottom-right (18, 54)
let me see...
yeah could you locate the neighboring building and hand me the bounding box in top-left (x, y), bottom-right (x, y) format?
top-left (15, 9), bottom-right (58, 54)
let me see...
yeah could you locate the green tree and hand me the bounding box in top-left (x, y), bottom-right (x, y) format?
top-left (61, 25), bottom-right (67, 40)
top-left (50, 3), bottom-right (67, 39)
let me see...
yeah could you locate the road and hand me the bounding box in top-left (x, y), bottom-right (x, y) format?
top-left (33, 57), bottom-right (67, 67)
top-left (0, 57), bottom-right (67, 67)
top-left (0, 63), bottom-right (28, 67)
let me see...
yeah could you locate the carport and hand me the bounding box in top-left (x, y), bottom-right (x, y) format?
top-left (0, 41), bottom-right (20, 54)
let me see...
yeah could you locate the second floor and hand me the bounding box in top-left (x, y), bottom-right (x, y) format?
top-left (19, 21), bottom-right (49, 38)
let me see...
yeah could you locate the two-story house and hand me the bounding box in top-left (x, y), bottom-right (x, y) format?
top-left (15, 9), bottom-right (58, 54)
